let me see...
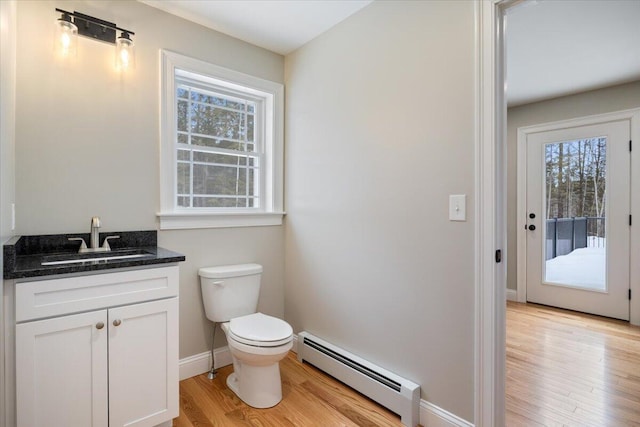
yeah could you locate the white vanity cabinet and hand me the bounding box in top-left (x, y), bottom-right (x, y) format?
top-left (16, 309), bottom-right (109, 427)
top-left (14, 266), bottom-right (179, 427)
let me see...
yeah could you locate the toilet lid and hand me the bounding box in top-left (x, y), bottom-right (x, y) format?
top-left (229, 313), bottom-right (293, 345)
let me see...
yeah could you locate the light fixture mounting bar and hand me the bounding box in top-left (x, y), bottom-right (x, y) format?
top-left (55, 8), bottom-right (134, 44)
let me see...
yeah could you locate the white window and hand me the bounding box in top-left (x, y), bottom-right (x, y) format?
top-left (158, 50), bottom-right (284, 229)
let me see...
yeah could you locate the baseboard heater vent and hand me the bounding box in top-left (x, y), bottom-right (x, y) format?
top-left (297, 331), bottom-right (420, 427)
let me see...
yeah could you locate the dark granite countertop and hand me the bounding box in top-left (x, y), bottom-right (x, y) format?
top-left (4, 231), bottom-right (185, 280)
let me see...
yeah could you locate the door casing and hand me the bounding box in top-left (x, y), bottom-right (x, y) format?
top-left (516, 108), bottom-right (640, 325)
top-left (482, 0), bottom-right (640, 424)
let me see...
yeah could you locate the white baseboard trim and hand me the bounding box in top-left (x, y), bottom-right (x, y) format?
top-left (506, 288), bottom-right (517, 302)
top-left (179, 334), bottom-right (300, 381)
top-left (178, 352), bottom-right (211, 381)
top-left (179, 335), bottom-right (472, 427)
top-left (420, 400), bottom-right (474, 427)
top-left (179, 346), bottom-right (233, 381)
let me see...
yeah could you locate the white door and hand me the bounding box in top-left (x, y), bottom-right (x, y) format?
top-left (16, 310), bottom-right (109, 427)
top-left (108, 298), bottom-right (179, 427)
top-left (526, 120), bottom-right (630, 320)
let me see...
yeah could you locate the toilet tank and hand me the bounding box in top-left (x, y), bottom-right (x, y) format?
top-left (199, 263), bottom-right (263, 322)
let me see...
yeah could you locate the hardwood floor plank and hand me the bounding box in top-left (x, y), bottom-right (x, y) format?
top-left (300, 380), bottom-right (395, 427)
top-left (268, 386), bottom-right (340, 426)
top-left (174, 352), bottom-right (408, 427)
top-left (192, 373), bottom-right (244, 412)
top-left (178, 383), bottom-right (216, 427)
top-left (174, 301), bottom-right (640, 427)
top-left (506, 301), bottom-right (640, 426)
top-left (173, 407), bottom-right (195, 427)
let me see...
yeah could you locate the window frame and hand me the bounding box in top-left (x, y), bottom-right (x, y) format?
top-left (175, 78), bottom-right (263, 210)
top-left (158, 50), bottom-right (284, 229)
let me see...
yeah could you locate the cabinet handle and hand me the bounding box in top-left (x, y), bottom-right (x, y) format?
top-left (113, 319), bottom-right (122, 327)
top-left (96, 322), bottom-right (104, 330)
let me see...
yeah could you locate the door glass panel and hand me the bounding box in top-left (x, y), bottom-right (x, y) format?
top-left (544, 137), bottom-right (606, 290)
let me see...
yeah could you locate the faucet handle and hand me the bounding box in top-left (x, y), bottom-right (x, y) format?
top-left (68, 237), bottom-right (88, 252)
top-left (102, 235), bottom-right (120, 251)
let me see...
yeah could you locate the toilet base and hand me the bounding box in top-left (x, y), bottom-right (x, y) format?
top-left (226, 362), bottom-right (283, 408)
top-left (220, 321), bottom-right (292, 409)
top-left (226, 372), bottom-right (240, 397)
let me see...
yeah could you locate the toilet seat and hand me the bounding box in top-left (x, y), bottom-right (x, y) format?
top-left (228, 313), bottom-right (292, 347)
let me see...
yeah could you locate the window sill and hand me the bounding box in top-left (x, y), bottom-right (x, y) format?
top-left (157, 211), bottom-right (285, 230)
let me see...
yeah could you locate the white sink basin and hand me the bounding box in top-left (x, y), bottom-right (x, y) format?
top-left (42, 254), bottom-right (148, 266)
top-left (41, 249), bottom-right (153, 266)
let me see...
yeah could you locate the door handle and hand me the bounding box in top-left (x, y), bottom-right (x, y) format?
top-left (528, 224), bottom-right (536, 231)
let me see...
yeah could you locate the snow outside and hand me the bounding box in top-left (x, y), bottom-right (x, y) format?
top-left (544, 137), bottom-right (607, 290)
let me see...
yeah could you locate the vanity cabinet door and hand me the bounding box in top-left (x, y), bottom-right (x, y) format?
top-left (108, 298), bottom-right (179, 427)
top-left (16, 310), bottom-right (109, 427)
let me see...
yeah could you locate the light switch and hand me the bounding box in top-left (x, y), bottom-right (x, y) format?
top-left (449, 194), bottom-right (466, 221)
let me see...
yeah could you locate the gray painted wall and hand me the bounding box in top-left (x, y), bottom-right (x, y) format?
top-left (13, 0), bottom-right (285, 358)
top-left (0, 1), bottom-right (17, 423)
top-left (1, 0), bottom-right (16, 244)
top-left (506, 80), bottom-right (640, 291)
top-left (13, 0), bottom-right (480, 422)
top-left (284, 1), bottom-right (475, 422)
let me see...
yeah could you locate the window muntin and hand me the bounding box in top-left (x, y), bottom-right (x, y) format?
top-left (159, 50), bottom-right (283, 229)
top-left (174, 82), bottom-right (262, 210)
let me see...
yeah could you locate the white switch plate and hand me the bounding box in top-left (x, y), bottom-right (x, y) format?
top-left (449, 195), bottom-right (466, 221)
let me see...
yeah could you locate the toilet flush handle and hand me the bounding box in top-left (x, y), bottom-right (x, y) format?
top-left (213, 281), bottom-right (225, 287)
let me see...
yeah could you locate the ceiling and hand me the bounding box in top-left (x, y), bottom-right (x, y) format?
top-left (139, 0), bottom-right (372, 55)
top-left (506, 0), bottom-right (640, 106)
top-left (141, 0), bottom-right (640, 107)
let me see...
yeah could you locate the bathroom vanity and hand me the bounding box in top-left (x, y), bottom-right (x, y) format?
top-left (3, 231), bottom-right (185, 427)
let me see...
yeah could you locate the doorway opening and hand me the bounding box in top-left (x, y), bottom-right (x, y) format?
top-left (499, 0), bottom-right (640, 425)
top-left (517, 114), bottom-right (633, 320)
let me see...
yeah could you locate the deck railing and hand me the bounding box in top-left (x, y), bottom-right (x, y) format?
top-left (545, 217), bottom-right (605, 260)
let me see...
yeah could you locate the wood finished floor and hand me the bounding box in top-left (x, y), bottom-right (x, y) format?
top-left (175, 303), bottom-right (640, 426)
top-left (174, 352), bottom-right (408, 427)
top-left (506, 301), bottom-right (640, 426)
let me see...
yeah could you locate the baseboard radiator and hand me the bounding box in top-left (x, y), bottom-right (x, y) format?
top-left (297, 332), bottom-right (420, 427)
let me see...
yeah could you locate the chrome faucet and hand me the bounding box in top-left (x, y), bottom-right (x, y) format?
top-left (90, 216), bottom-right (101, 249)
top-left (68, 217), bottom-right (120, 253)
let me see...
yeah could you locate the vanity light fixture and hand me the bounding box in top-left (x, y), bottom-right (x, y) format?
top-left (54, 11), bottom-right (77, 57)
top-left (54, 8), bottom-right (135, 71)
top-left (115, 31), bottom-right (135, 71)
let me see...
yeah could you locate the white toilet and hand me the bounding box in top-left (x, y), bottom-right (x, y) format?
top-left (199, 263), bottom-right (293, 408)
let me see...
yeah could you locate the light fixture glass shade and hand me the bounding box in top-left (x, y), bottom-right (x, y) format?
top-left (54, 14), bottom-right (78, 57)
top-left (115, 32), bottom-right (135, 71)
